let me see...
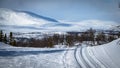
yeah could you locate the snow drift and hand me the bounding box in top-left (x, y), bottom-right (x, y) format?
top-left (87, 38), bottom-right (120, 68)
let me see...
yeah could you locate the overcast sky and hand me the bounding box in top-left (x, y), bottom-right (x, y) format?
top-left (0, 0), bottom-right (120, 23)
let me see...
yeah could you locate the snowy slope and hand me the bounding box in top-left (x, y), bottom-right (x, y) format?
top-left (59, 20), bottom-right (118, 31)
top-left (0, 8), bottom-right (71, 32)
top-left (0, 8), bottom-right (119, 32)
top-left (87, 38), bottom-right (120, 68)
top-left (0, 38), bottom-right (120, 68)
top-left (0, 42), bottom-right (79, 68)
top-left (0, 9), bottom-right (47, 26)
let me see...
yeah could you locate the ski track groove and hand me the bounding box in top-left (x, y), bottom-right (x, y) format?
top-left (62, 48), bottom-right (69, 68)
top-left (102, 46), bottom-right (118, 68)
top-left (82, 47), bottom-right (96, 68)
top-left (74, 45), bottom-right (82, 68)
top-left (80, 46), bottom-right (90, 68)
top-left (75, 45), bottom-right (90, 68)
top-left (91, 47), bottom-right (107, 68)
top-left (85, 47), bottom-right (102, 68)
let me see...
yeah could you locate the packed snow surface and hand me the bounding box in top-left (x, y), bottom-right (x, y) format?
top-left (0, 38), bottom-right (120, 68)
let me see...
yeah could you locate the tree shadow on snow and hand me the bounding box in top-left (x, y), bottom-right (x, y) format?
top-left (0, 49), bottom-right (74, 57)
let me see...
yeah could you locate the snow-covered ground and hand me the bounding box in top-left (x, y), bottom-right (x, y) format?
top-left (0, 38), bottom-right (120, 68)
top-left (87, 38), bottom-right (120, 68)
top-left (0, 43), bottom-right (79, 68)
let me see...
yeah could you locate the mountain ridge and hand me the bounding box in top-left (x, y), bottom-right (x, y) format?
top-left (0, 8), bottom-right (119, 32)
top-left (17, 11), bottom-right (58, 22)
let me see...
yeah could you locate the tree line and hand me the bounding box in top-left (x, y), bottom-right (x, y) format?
top-left (0, 29), bottom-right (120, 48)
top-left (16, 28), bottom-right (120, 47)
top-left (0, 30), bottom-right (16, 46)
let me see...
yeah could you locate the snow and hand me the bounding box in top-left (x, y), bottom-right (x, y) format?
top-left (110, 25), bottom-right (120, 31)
top-left (87, 38), bottom-right (120, 68)
top-left (54, 45), bottom-right (67, 48)
top-left (0, 38), bottom-right (120, 68)
top-left (59, 20), bottom-right (118, 31)
top-left (0, 8), bottom-right (51, 26)
top-left (0, 42), bottom-right (78, 68)
top-left (13, 32), bottom-right (67, 39)
top-left (0, 8), bottom-right (119, 33)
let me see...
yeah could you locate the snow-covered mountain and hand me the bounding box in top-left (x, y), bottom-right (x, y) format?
top-left (0, 8), bottom-right (119, 32)
top-left (0, 8), bottom-right (71, 32)
top-left (0, 8), bottom-right (51, 26)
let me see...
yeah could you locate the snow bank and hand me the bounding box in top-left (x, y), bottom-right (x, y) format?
top-left (87, 38), bottom-right (120, 68)
top-left (0, 42), bottom-right (13, 48)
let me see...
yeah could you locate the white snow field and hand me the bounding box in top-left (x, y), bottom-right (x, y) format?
top-left (0, 38), bottom-right (120, 68)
